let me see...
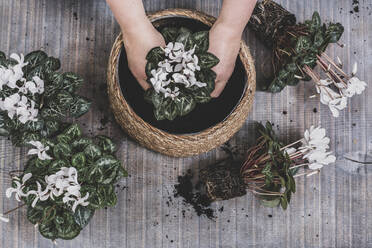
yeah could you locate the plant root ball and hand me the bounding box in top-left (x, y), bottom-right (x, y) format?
top-left (200, 160), bottom-right (246, 201)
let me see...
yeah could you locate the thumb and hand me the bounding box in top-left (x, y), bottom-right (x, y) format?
top-left (137, 78), bottom-right (151, 90)
top-left (210, 80), bottom-right (227, 98)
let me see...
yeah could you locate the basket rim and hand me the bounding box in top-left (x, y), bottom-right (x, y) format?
top-left (107, 8), bottom-right (256, 157)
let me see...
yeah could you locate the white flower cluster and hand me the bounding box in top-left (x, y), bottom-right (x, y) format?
top-left (315, 62), bottom-right (367, 118)
top-left (299, 126), bottom-right (336, 170)
top-left (150, 42), bottom-right (206, 99)
top-left (0, 53), bottom-right (44, 123)
top-left (6, 168), bottom-right (89, 213)
top-left (27, 140), bottom-right (52, 160)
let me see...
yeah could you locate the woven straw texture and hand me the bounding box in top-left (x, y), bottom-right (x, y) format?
top-left (107, 9), bottom-right (256, 157)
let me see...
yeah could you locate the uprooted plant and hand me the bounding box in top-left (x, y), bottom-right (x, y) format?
top-left (176, 122), bottom-right (336, 214)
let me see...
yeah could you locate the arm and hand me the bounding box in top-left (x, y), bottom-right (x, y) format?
top-left (209, 0), bottom-right (257, 97)
top-left (106, 0), bottom-right (165, 90)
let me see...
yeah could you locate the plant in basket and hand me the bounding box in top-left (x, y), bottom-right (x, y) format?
top-left (144, 27), bottom-right (220, 121)
top-left (0, 51), bottom-right (91, 147)
top-left (2, 123), bottom-right (128, 242)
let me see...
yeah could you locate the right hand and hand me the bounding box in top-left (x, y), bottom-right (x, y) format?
top-left (122, 26), bottom-right (165, 90)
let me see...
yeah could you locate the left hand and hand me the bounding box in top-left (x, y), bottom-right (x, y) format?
top-left (208, 20), bottom-right (242, 98)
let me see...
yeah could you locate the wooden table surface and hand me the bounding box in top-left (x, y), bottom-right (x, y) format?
top-left (1, 0), bottom-right (372, 247)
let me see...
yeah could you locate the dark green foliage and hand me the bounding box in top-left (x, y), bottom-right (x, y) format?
top-left (0, 50), bottom-right (91, 146)
top-left (17, 124), bottom-right (128, 241)
top-left (266, 12), bottom-right (344, 92)
top-left (145, 28), bottom-right (219, 121)
top-left (253, 122), bottom-right (296, 210)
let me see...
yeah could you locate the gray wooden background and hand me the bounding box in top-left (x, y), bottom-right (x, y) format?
top-left (1, 0), bottom-right (372, 247)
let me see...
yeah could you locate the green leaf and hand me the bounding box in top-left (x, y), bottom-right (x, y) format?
top-left (193, 88), bottom-right (211, 103)
top-left (325, 23), bottom-right (344, 43)
top-left (63, 124), bottom-right (82, 139)
top-left (54, 212), bottom-right (81, 240)
top-left (71, 152), bottom-right (86, 168)
top-left (70, 97), bottom-right (91, 117)
top-left (56, 91), bottom-right (74, 108)
top-left (60, 72), bottom-right (84, 93)
top-left (192, 31), bottom-right (209, 53)
top-left (260, 198), bottom-right (281, 208)
top-left (25, 119), bottom-right (44, 132)
top-left (176, 29), bottom-right (192, 46)
top-left (196, 69), bottom-right (216, 93)
top-left (53, 142), bottom-right (72, 159)
top-left (92, 156), bottom-right (121, 184)
top-left (154, 108), bottom-right (165, 121)
top-left (163, 100), bottom-right (178, 121)
top-left (39, 221), bottom-right (58, 240)
top-left (295, 36), bottom-right (311, 53)
top-left (313, 30), bottom-right (324, 48)
top-left (152, 91), bottom-right (164, 109)
top-left (84, 144), bottom-right (102, 160)
top-left (311, 12), bottom-right (321, 32)
top-left (45, 120), bottom-right (60, 136)
top-left (56, 134), bottom-right (72, 144)
top-left (174, 94), bottom-right (196, 116)
top-left (95, 135), bottom-right (116, 154)
top-left (24, 50), bottom-right (48, 73)
top-left (280, 195), bottom-right (288, 210)
top-left (98, 184), bottom-right (117, 207)
top-left (48, 160), bottom-right (68, 174)
top-left (27, 206), bottom-right (43, 224)
top-left (161, 27), bottom-right (179, 43)
top-left (73, 206), bottom-right (94, 229)
top-left (198, 52), bottom-right (220, 69)
top-left (72, 137), bottom-right (93, 150)
top-left (146, 47), bottom-right (165, 64)
top-left (145, 61), bottom-right (156, 78)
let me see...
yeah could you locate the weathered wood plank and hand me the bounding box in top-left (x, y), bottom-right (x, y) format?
top-left (0, 0), bottom-right (372, 247)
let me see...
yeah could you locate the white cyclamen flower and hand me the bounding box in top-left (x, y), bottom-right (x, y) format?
top-left (27, 141), bottom-right (52, 160)
top-left (304, 150), bottom-right (336, 170)
top-left (317, 85), bottom-right (347, 118)
top-left (299, 126), bottom-right (336, 170)
top-left (300, 126), bottom-right (330, 151)
top-left (71, 193), bottom-right (90, 212)
top-left (43, 167), bottom-right (88, 212)
top-left (342, 77), bottom-right (367, 97)
top-left (0, 214), bottom-right (9, 223)
top-left (150, 42), bottom-right (206, 100)
top-left (6, 173), bottom-right (33, 201)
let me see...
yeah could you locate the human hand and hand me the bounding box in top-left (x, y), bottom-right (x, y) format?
top-left (106, 0), bottom-right (165, 90)
top-left (208, 20), bottom-right (242, 98)
top-left (123, 26), bottom-right (165, 90)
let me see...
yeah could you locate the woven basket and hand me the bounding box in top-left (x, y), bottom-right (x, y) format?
top-left (107, 9), bottom-right (256, 157)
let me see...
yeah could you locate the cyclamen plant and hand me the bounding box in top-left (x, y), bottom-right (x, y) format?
top-left (200, 122), bottom-right (336, 209)
top-left (144, 27), bottom-right (219, 121)
top-left (0, 51), bottom-right (91, 146)
top-left (248, 1), bottom-right (344, 92)
top-left (2, 124), bottom-right (128, 241)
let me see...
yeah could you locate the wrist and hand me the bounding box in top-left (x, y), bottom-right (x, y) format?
top-left (211, 19), bottom-right (244, 40)
top-left (120, 14), bottom-right (153, 36)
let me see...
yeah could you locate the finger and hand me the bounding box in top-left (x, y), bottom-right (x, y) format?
top-left (210, 80), bottom-right (227, 98)
top-left (137, 79), bottom-right (151, 90)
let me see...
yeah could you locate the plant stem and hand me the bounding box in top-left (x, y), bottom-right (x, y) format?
top-left (280, 139), bottom-right (303, 151)
top-left (320, 53), bottom-right (349, 79)
top-left (290, 163), bottom-right (309, 169)
top-left (3, 203), bottom-right (26, 215)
